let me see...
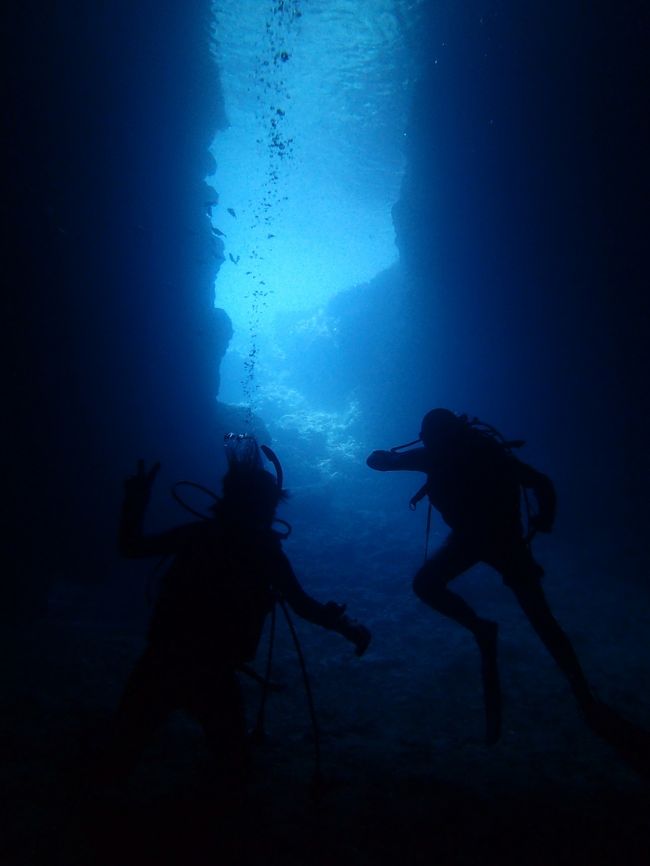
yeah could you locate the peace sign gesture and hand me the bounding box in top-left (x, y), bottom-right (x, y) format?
top-left (123, 459), bottom-right (161, 509)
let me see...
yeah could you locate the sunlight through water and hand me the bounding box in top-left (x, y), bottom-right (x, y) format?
top-left (210, 1), bottom-right (424, 403)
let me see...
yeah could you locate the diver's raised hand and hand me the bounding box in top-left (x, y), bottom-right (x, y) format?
top-left (123, 459), bottom-right (161, 511)
top-left (119, 461), bottom-right (161, 556)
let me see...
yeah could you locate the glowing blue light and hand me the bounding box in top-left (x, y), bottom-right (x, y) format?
top-left (210, 0), bottom-right (425, 458)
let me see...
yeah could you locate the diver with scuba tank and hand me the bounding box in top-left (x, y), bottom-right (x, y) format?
top-left (102, 434), bottom-right (370, 785)
top-left (367, 408), bottom-right (596, 744)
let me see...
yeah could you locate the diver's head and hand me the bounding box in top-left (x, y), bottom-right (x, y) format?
top-left (420, 408), bottom-right (464, 450)
top-left (220, 463), bottom-right (286, 527)
top-left (219, 433), bottom-right (286, 528)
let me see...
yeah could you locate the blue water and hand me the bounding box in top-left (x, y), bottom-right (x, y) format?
top-left (4, 1), bottom-right (650, 864)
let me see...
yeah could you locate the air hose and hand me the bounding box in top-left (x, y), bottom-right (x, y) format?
top-left (171, 480), bottom-right (218, 520)
top-left (251, 600), bottom-right (277, 743)
top-left (278, 598), bottom-right (323, 793)
top-left (251, 595), bottom-right (323, 796)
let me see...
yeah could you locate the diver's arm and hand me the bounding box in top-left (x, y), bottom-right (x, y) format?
top-left (275, 554), bottom-right (371, 656)
top-left (366, 447), bottom-right (429, 473)
top-left (118, 459), bottom-right (199, 557)
top-left (274, 556), bottom-right (340, 625)
top-left (517, 460), bottom-right (557, 532)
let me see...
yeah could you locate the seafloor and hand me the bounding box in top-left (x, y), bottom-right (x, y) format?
top-left (2, 520), bottom-right (649, 866)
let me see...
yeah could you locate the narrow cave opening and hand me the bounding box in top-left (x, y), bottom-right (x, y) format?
top-left (209, 0), bottom-right (425, 467)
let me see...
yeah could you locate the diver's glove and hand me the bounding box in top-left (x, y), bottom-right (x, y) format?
top-left (366, 450), bottom-right (396, 471)
top-left (324, 602), bottom-right (371, 657)
top-left (120, 460), bottom-right (161, 555)
top-left (123, 459), bottom-right (161, 514)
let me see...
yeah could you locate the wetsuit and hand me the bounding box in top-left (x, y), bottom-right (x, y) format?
top-left (368, 430), bottom-right (555, 586)
top-left (108, 510), bottom-right (362, 780)
top-left (368, 427), bottom-right (593, 742)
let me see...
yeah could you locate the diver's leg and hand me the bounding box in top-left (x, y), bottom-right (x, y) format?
top-left (99, 649), bottom-right (172, 783)
top-left (192, 671), bottom-right (249, 782)
top-left (413, 536), bottom-right (501, 743)
top-left (181, 672), bottom-right (249, 862)
top-left (507, 558), bottom-right (594, 710)
top-left (413, 536), bottom-right (492, 637)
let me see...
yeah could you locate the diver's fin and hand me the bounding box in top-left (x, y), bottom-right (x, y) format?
top-left (478, 621), bottom-right (501, 745)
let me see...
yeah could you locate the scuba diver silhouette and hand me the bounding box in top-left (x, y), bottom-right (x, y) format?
top-left (103, 434), bottom-right (371, 785)
top-left (368, 408), bottom-right (597, 744)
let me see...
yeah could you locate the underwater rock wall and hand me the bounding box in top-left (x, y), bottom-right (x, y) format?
top-left (4, 1), bottom-right (227, 618)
